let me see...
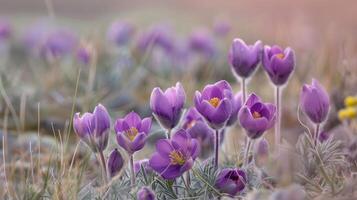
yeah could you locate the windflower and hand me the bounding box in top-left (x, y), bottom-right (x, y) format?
top-left (262, 45), bottom-right (295, 86)
top-left (73, 104), bottom-right (111, 152)
top-left (300, 79), bottom-right (330, 124)
top-left (107, 148), bottom-right (124, 178)
top-left (107, 21), bottom-right (135, 46)
top-left (238, 93), bottom-right (276, 139)
top-left (137, 187), bottom-right (155, 200)
top-left (194, 80), bottom-right (233, 130)
top-left (114, 111), bottom-right (152, 154)
top-left (149, 129), bottom-right (199, 180)
top-left (150, 82), bottom-right (186, 131)
top-left (228, 38), bottom-right (262, 79)
top-left (215, 168), bottom-right (246, 196)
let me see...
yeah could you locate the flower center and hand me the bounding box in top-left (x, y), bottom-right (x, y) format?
top-left (169, 150), bottom-right (186, 165)
top-left (209, 97), bottom-right (221, 108)
top-left (276, 53), bottom-right (285, 59)
top-left (252, 111), bottom-right (262, 119)
top-left (125, 127), bottom-right (138, 141)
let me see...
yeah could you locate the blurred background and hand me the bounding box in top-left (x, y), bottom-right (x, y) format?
top-left (0, 0), bottom-right (356, 192)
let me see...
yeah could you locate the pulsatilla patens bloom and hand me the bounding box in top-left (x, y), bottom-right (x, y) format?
top-left (194, 80), bottom-right (233, 130)
top-left (115, 111), bottom-right (152, 154)
top-left (262, 45), bottom-right (295, 86)
top-left (182, 107), bottom-right (215, 159)
top-left (226, 92), bottom-right (243, 126)
top-left (137, 187), bottom-right (155, 200)
top-left (107, 148), bottom-right (124, 178)
top-left (300, 79), bottom-right (330, 124)
top-left (149, 129), bottom-right (199, 180)
top-left (238, 94), bottom-right (276, 139)
top-left (228, 38), bottom-right (262, 79)
top-left (150, 82), bottom-right (186, 130)
top-left (215, 168), bottom-right (246, 196)
top-left (73, 104), bottom-right (111, 152)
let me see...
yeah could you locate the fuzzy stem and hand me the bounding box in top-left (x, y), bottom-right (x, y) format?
top-left (130, 154), bottom-right (136, 186)
top-left (98, 151), bottom-right (108, 184)
top-left (167, 129), bottom-right (172, 139)
top-left (241, 78), bottom-right (247, 103)
top-left (275, 86), bottom-right (281, 152)
top-left (314, 123), bottom-right (320, 146)
top-left (214, 129), bottom-right (220, 169)
top-left (244, 138), bottom-right (252, 166)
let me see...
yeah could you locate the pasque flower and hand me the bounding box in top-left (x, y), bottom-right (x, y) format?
top-left (149, 129), bottom-right (199, 180)
top-left (300, 79), bottom-right (330, 124)
top-left (262, 45), bottom-right (296, 86)
top-left (226, 92), bottom-right (243, 126)
top-left (137, 187), bottom-right (155, 200)
top-left (215, 168), bottom-right (246, 196)
top-left (107, 148), bottom-right (124, 178)
top-left (76, 42), bottom-right (95, 65)
top-left (228, 38), bottom-right (262, 79)
top-left (238, 93), bottom-right (276, 139)
top-left (107, 21), bottom-right (135, 46)
top-left (114, 111), bottom-right (152, 154)
top-left (188, 29), bottom-right (216, 58)
top-left (182, 107), bottom-right (215, 159)
top-left (73, 104), bottom-right (111, 152)
top-left (41, 29), bottom-right (78, 58)
top-left (194, 80), bottom-right (233, 130)
top-left (0, 20), bottom-right (11, 41)
top-left (150, 82), bottom-right (186, 130)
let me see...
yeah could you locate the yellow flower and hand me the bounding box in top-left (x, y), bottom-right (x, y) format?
top-left (338, 107), bottom-right (357, 120)
top-left (344, 96), bottom-right (357, 107)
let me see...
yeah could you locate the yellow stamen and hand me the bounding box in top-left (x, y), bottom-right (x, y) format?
top-left (276, 53), bottom-right (285, 59)
top-left (169, 150), bottom-right (185, 165)
top-left (344, 96), bottom-right (357, 107)
top-left (252, 111), bottom-right (262, 119)
top-left (209, 97), bottom-right (221, 108)
top-left (125, 127), bottom-right (138, 141)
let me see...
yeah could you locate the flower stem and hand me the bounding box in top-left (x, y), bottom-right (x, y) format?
top-left (130, 154), bottom-right (136, 186)
top-left (98, 151), bottom-right (108, 184)
top-left (275, 86), bottom-right (281, 152)
top-left (244, 138), bottom-right (252, 166)
top-left (167, 129), bottom-right (172, 139)
top-left (214, 129), bottom-right (220, 169)
top-left (241, 78), bottom-right (247, 103)
top-left (314, 123), bottom-right (320, 147)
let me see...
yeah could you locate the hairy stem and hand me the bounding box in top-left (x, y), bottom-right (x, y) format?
top-left (314, 123), bottom-right (320, 147)
top-left (244, 138), bottom-right (252, 166)
top-left (130, 154), bottom-right (136, 186)
top-left (275, 86), bottom-right (281, 152)
top-left (167, 128), bottom-right (172, 139)
top-left (214, 129), bottom-right (220, 169)
top-left (241, 78), bottom-right (247, 103)
top-left (98, 151), bottom-right (108, 184)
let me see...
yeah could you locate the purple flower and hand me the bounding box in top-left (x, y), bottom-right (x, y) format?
top-left (41, 29), bottom-right (78, 58)
top-left (300, 79), bottom-right (330, 124)
top-left (226, 92), bottom-right (243, 126)
top-left (213, 20), bottom-right (231, 37)
top-left (107, 148), bottom-right (124, 178)
top-left (149, 129), bottom-right (199, 180)
top-left (238, 94), bottom-right (276, 139)
top-left (76, 43), bottom-right (94, 65)
top-left (134, 159), bottom-right (153, 174)
top-left (188, 29), bottom-right (216, 58)
top-left (318, 131), bottom-right (329, 142)
top-left (107, 21), bottom-right (135, 46)
top-left (182, 107), bottom-right (215, 159)
top-left (228, 39), bottom-right (262, 78)
top-left (136, 25), bottom-right (174, 53)
top-left (137, 187), bottom-right (155, 200)
top-left (114, 111), bottom-right (152, 154)
top-left (150, 82), bottom-right (186, 130)
top-left (262, 45), bottom-right (296, 85)
top-left (0, 20), bottom-right (11, 41)
top-left (215, 168), bottom-right (246, 196)
top-left (73, 104), bottom-right (111, 152)
top-left (194, 80), bottom-right (233, 130)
